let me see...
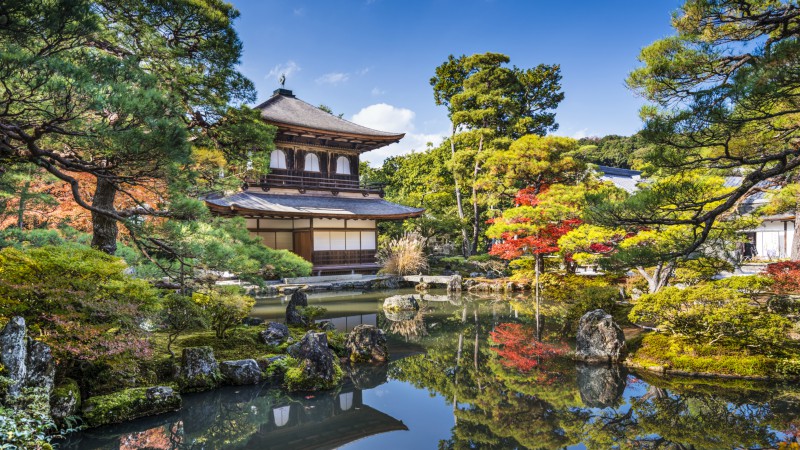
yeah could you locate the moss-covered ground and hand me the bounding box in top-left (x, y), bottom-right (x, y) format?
top-left (627, 332), bottom-right (800, 379)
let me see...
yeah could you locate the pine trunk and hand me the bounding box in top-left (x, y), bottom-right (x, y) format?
top-left (470, 134), bottom-right (484, 255)
top-left (450, 126), bottom-right (471, 257)
top-left (91, 177), bottom-right (119, 255)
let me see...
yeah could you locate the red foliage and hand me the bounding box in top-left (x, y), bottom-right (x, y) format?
top-left (489, 323), bottom-right (566, 373)
top-left (489, 218), bottom-right (582, 260)
top-left (515, 187), bottom-right (544, 206)
top-left (766, 261), bottom-right (800, 294)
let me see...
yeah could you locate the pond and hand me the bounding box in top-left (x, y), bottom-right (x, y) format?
top-left (62, 289), bottom-right (800, 449)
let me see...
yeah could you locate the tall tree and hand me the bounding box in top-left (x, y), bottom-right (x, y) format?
top-left (0, 0), bottom-right (273, 255)
top-left (431, 52), bottom-right (563, 255)
top-left (614, 0), bottom-right (800, 259)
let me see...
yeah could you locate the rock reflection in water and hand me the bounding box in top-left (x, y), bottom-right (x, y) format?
top-left (62, 366), bottom-right (407, 450)
top-left (575, 362), bottom-right (627, 408)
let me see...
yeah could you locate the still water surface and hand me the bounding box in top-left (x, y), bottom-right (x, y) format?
top-left (64, 289), bottom-right (800, 449)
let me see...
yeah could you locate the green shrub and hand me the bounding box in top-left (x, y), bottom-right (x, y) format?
top-left (713, 275), bottom-right (774, 294)
top-left (0, 246), bottom-right (159, 363)
top-left (672, 256), bottom-right (733, 285)
top-left (192, 287), bottom-right (255, 339)
top-left (161, 294), bottom-right (208, 357)
top-left (629, 284), bottom-right (792, 353)
top-left (631, 333), bottom-right (779, 377)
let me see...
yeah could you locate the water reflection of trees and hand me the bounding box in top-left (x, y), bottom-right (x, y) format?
top-left (389, 298), bottom-right (800, 449)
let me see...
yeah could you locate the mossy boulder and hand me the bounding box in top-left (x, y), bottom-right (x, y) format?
top-left (345, 325), bottom-right (388, 363)
top-left (220, 359), bottom-right (262, 385)
top-left (382, 295), bottom-right (419, 312)
top-left (50, 378), bottom-right (81, 424)
top-left (81, 386), bottom-right (181, 428)
top-left (178, 346), bottom-right (221, 393)
top-left (285, 291), bottom-right (309, 326)
top-left (260, 322), bottom-right (290, 346)
top-left (284, 331), bottom-right (343, 392)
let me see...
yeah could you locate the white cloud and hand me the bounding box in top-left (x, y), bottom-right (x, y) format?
top-left (351, 103), bottom-right (446, 165)
top-left (315, 72), bottom-right (350, 85)
top-left (370, 87), bottom-right (386, 96)
top-left (293, 7), bottom-right (306, 16)
top-left (570, 128), bottom-right (591, 139)
top-left (357, 67), bottom-right (371, 76)
top-left (266, 61), bottom-right (300, 83)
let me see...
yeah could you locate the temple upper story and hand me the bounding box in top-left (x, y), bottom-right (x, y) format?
top-left (243, 88), bottom-right (404, 196)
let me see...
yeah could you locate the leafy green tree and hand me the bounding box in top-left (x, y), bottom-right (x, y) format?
top-left (479, 135), bottom-right (587, 204)
top-left (161, 294), bottom-right (209, 357)
top-left (431, 53), bottom-right (564, 255)
top-left (193, 286), bottom-right (255, 339)
top-left (135, 216), bottom-right (312, 290)
top-left (617, 0), bottom-right (800, 259)
top-left (0, 0), bottom-right (274, 256)
top-left (576, 134), bottom-right (646, 169)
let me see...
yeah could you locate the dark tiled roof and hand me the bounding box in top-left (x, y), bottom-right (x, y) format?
top-left (205, 191), bottom-right (424, 219)
top-left (256, 91), bottom-right (404, 139)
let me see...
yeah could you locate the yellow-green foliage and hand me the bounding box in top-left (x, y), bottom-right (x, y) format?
top-left (169, 327), bottom-right (266, 361)
top-left (0, 246), bottom-right (159, 362)
top-left (193, 287), bottom-right (255, 338)
top-left (284, 361), bottom-right (343, 392)
top-left (631, 333), bottom-right (779, 378)
top-left (672, 257), bottom-right (733, 285)
top-left (558, 224), bottom-right (626, 266)
top-left (713, 275), bottom-right (774, 294)
top-left (629, 284), bottom-right (791, 352)
top-left (81, 386), bottom-right (181, 428)
top-left (378, 234), bottom-right (428, 275)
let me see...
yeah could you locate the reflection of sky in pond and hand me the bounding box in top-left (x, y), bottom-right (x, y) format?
top-left (342, 379), bottom-right (453, 449)
top-left (62, 289), bottom-right (800, 449)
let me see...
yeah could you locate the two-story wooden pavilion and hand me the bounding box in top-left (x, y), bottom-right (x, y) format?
top-left (205, 88), bottom-right (424, 275)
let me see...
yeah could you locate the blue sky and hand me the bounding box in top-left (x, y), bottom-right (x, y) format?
top-left (230, 0), bottom-right (682, 165)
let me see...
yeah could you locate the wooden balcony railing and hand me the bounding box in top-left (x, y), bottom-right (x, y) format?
top-left (247, 173), bottom-right (384, 195)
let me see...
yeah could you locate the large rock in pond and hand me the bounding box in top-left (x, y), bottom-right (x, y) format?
top-left (575, 309), bottom-right (626, 363)
top-left (0, 316), bottom-right (27, 396)
top-left (51, 378), bottom-right (81, 425)
top-left (220, 359), bottom-right (262, 385)
top-left (382, 295), bottom-right (419, 312)
top-left (260, 322), bottom-right (290, 346)
top-left (285, 291), bottom-right (309, 325)
top-left (285, 331), bottom-right (342, 392)
top-left (0, 316), bottom-right (55, 398)
top-left (576, 363), bottom-right (627, 408)
top-left (345, 325), bottom-right (388, 363)
top-left (178, 346), bottom-right (221, 392)
top-left (81, 386), bottom-right (181, 428)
